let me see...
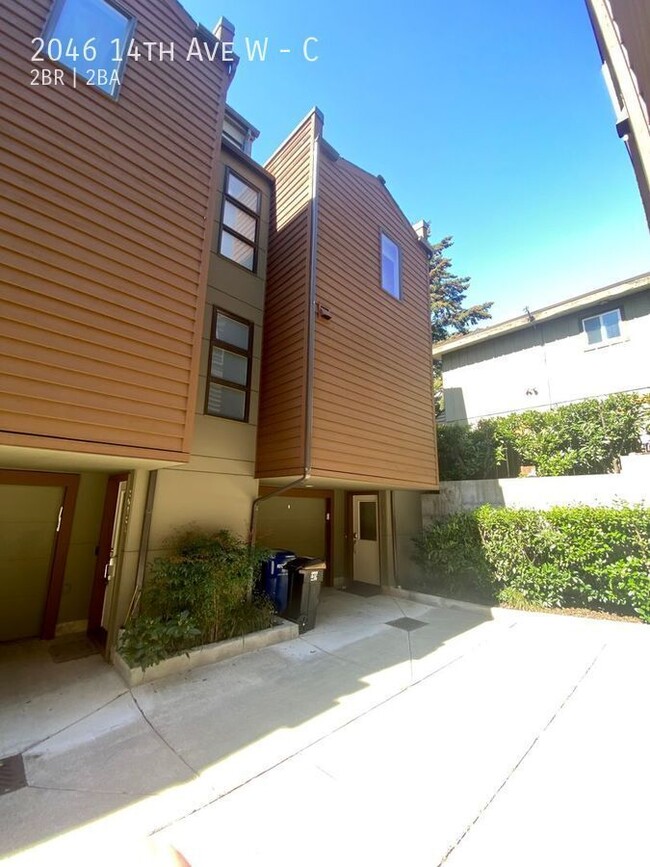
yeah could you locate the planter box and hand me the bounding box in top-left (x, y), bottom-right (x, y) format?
top-left (112, 618), bottom-right (299, 687)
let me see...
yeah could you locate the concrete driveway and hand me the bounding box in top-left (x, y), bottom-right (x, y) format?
top-left (1, 587), bottom-right (649, 866)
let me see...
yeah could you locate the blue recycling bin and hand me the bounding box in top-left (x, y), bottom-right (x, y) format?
top-left (262, 551), bottom-right (295, 613)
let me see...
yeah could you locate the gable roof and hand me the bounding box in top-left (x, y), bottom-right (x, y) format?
top-left (432, 271), bottom-right (650, 358)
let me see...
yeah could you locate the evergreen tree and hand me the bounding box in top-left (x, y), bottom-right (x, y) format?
top-left (429, 236), bottom-right (492, 343)
top-left (428, 236), bottom-right (492, 415)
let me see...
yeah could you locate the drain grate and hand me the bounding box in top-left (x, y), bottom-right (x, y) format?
top-left (385, 617), bottom-right (428, 632)
top-left (0, 754), bottom-right (27, 796)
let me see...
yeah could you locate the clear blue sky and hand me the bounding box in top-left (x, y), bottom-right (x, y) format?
top-left (184, 0), bottom-right (650, 321)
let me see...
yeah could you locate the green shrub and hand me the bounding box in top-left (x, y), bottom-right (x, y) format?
top-left (436, 392), bottom-right (649, 479)
top-left (119, 529), bottom-right (273, 670)
top-left (413, 504), bottom-right (650, 622)
top-left (493, 394), bottom-right (647, 476)
top-left (436, 420), bottom-right (500, 481)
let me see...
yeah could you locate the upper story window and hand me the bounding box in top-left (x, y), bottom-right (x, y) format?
top-left (582, 308), bottom-right (622, 346)
top-left (381, 232), bottom-right (401, 299)
top-left (219, 169), bottom-right (261, 272)
top-left (43, 0), bottom-right (135, 98)
top-left (223, 118), bottom-right (249, 152)
top-left (205, 308), bottom-right (253, 422)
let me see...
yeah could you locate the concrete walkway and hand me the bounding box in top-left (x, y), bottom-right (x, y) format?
top-left (1, 588), bottom-right (648, 865)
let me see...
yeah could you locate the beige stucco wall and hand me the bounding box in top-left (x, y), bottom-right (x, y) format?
top-left (256, 496), bottom-right (327, 559)
top-left (392, 490), bottom-right (426, 587)
top-left (147, 150), bottom-right (272, 559)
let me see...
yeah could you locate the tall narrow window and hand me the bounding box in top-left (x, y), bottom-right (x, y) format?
top-left (381, 232), bottom-right (401, 299)
top-left (42, 0), bottom-right (135, 98)
top-left (219, 169), bottom-right (261, 272)
top-left (205, 309), bottom-right (253, 422)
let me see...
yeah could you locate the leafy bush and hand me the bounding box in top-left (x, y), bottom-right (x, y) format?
top-left (437, 392), bottom-right (649, 479)
top-left (119, 529), bottom-right (273, 670)
top-left (413, 504), bottom-right (650, 622)
top-left (436, 420), bottom-right (500, 481)
top-left (492, 394), bottom-right (647, 476)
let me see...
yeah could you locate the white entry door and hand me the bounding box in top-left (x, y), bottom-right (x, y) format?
top-left (352, 494), bottom-right (380, 585)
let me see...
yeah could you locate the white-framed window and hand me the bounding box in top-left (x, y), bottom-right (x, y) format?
top-left (42, 0), bottom-right (135, 98)
top-left (582, 309), bottom-right (622, 346)
top-left (219, 169), bottom-right (261, 272)
top-left (381, 232), bottom-right (401, 299)
top-left (205, 308), bottom-right (253, 422)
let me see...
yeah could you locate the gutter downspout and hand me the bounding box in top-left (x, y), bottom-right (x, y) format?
top-left (390, 489), bottom-right (399, 587)
top-left (249, 133), bottom-right (321, 545)
top-left (125, 469), bottom-right (157, 622)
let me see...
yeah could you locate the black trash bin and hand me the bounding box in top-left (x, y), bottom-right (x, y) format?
top-left (284, 558), bottom-right (326, 633)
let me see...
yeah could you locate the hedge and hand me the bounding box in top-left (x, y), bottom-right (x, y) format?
top-left (413, 504), bottom-right (650, 622)
top-left (437, 392), bottom-right (650, 480)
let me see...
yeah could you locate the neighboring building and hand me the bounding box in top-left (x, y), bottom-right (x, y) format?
top-left (434, 273), bottom-right (650, 425)
top-left (0, 4), bottom-right (437, 654)
top-left (585, 0), bottom-right (650, 227)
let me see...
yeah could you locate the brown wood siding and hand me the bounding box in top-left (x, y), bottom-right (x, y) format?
top-left (0, 0), bottom-right (229, 461)
top-left (255, 114), bottom-right (317, 478)
top-left (311, 154), bottom-right (438, 489)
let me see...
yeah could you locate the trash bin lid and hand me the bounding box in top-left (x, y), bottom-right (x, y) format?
top-left (288, 557), bottom-right (327, 572)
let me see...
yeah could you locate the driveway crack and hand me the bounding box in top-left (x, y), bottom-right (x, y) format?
top-left (19, 691), bottom-right (129, 755)
top-left (130, 692), bottom-right (199, 779)
top-left (437, 641), bottom-right (608, 865)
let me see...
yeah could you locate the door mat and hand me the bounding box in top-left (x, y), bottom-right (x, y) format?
top-left (342, 582), bottom-right (382, 597)
top-left (0, 754), bottom-right (27, 797)
top-left (48, 635), bottom-right (100, 664)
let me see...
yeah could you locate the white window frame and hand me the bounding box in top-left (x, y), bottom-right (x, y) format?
top-left (42, 0), bottom-right (136, 99)
top-left (380, 232), bottom-right (401, 300)
top-left (582, 308), bottom-right (623, 347)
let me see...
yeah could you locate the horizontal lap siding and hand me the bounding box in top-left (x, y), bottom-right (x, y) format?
top-left (0, 0), bottom-right (227, 459)
top-left (312, 155), bottom-right (438, 488)
top-left (255, 116), bottom-right (315, 478)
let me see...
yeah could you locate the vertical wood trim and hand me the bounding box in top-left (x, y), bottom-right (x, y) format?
top-left (183, 97), bottom-right (229, 452)
top-left (87, 472), bottom-right (128, 635)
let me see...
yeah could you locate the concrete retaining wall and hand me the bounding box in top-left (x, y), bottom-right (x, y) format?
top-left (423, 453), bottom-right (650, 523)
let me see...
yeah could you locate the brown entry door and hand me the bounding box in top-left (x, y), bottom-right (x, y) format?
top-left (87, 474), bottom-right (129, 643)
top-left (0, 484), bottom-right (63, 641)
top-left (0, 470), bottom-right (79, 641)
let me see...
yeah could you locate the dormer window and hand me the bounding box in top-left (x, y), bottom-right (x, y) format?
top-left (223, 118), bottom-right (250, 154)
top-left (381, 232), bottom-right (401, 299)
top-left (221, 108), bottom-right (259, 157)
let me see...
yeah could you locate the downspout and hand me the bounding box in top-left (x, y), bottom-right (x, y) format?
top-left (390, 489), bottom-right (399, 587)
top-left (249, 133), bottom-right (321, 545)
top-left (125, 469), bottom-right (157, 622)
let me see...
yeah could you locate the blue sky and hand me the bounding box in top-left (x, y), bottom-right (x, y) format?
top-left (184, 0), bottom-right (649, 321)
